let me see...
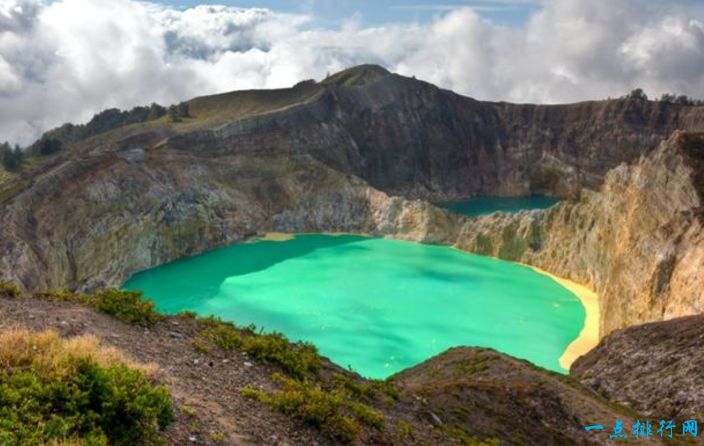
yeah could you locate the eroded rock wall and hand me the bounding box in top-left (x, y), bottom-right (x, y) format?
top-left (439, 132), bottom-right (704, 336)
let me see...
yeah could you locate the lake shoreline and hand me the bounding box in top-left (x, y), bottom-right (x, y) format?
top-left (250, 231), bottom-right (372, 242)
top-left (528, 266), bottom-right (600, 371)
top-left (249, 232), bottom-right (599, 373)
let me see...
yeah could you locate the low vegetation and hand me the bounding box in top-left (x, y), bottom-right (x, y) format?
top-left (0, 142), bottom-right (24, 172)
top-left (243, 373), bottom-right (385, 444)
top-left (167, 102), bottom-right (190, 122)
top-left (0, 280), bottom-right (21, 298)
top-left (0, 329), bottom-right (173, 446)
top-left (36, 288), bottom-right (163, 327)
top-left (320, 64), bottom-right (389, 87)
top-left (192, 315), bottom-right (399, 443)
top-left (28, 103), bottom-right (167, 153)
top-left (194, 316), bottom-right (320, 379)
top-left (9, 100), bottom-right (191, 166)
top-left (1, 283), bottom-right (400, 443)
top-left (438, 426), bottom-right (500, 446)
top-left (624, 88), bottom-right (704, 106)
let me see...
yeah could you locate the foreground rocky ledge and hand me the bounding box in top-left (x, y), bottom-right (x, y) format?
top-left (573, 313), bottom-right (704, 422)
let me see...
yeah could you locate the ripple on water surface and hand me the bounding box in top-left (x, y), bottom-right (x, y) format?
top-left (123, 234), bottom-right (585, 378)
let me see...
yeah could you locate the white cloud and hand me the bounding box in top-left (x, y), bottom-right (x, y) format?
top-left (0, 54), bottom-right (21, 92)
top-left (0, 0), bottom-right (703, 144)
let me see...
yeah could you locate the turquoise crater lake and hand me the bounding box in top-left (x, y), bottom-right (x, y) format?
top-left (123, 235), bottom-right (585, 378)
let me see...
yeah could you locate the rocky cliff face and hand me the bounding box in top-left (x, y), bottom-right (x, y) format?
top-left (445, 132), bottom-right (704, 336)
top-left (308, 70), bottom-right (704, 200)
top-left (1, 66), bottom-right (703, 341)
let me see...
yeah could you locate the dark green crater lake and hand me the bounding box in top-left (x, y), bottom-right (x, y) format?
top-left (123, 234), bottom-right (585, 378)
top-left (438, 196), bottom-right (560, 217)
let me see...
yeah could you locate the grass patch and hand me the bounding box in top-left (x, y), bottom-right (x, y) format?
top-left (438, 425), bottom-right (500, 446)
top-left (0, 166), bottom-right (15, 184)
top-left (243, 373), bottom-right (385, 444)
top-left (320, 65), bottom-right (389, 87)
top-left (395, 420), bottom-right (415, 443)
top-left (0, 280), bottom-right (21, 298)
top-left (89, 289), bottom-right (163, 327)
top-left (333, 373), bottom-right (400, 402)
top-left (195, 316), bottom-right (243, 350)
top-left (195, 317), bottom-right (321, 379)
top-left (209, 432), bottom-right (227, 445)
top-left (184, 82), bottom-right (321, 129)
top-left (0, 329), bottom-right (173, 446)
top-left (176, 310), bottom-right (198, 319)
top-left (242, 332), bottom-right (320, 379)
top-left (37, 289), bottom-right (163, 328)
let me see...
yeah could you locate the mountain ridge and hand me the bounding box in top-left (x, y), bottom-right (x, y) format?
top-left (3, 64), bottom-right (704, 445)
top-left (2, 65), bottom-right (704, 332)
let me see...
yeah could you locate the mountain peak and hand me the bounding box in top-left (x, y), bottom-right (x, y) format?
top-left (321, 64), bottom-right (392, 87)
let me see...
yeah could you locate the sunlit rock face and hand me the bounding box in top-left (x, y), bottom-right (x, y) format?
top-left (1, 67), bottom-right (703, 339)
top-left (450, 132), bottom-right (704, 336)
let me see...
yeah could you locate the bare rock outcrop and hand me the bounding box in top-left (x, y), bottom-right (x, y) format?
top-left (571, 313), bottom-right (704, 421)
top-left (450, 132), bottom-right (704, 336)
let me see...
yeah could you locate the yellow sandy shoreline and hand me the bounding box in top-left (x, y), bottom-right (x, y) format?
top-left (250, 231), bottom-right (370, 242)
top-left (527, 265), bottom-right (600, 371)
top-left (248, 232), bottom-right (296, 242)
top-left (251, 232), bottom-right (600, 371)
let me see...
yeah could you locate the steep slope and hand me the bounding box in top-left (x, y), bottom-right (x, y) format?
top-left (0, 292), bottom-right (659, 446)
top-left (451, 132), bottom-right (704, 336)
top-left (572, 313), bottom-right (704, 422)
top-left (393, 347), bottom-right (644, 446)
top-left (325, 79), bottom-right (704, 199)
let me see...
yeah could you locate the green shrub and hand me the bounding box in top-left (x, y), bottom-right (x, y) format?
top-left (438, 425), bottom-right (500, 446)
top-left (395, 420), bottom-right (414, 442)
top-left (195, 318), bottom-right (320, 379)
top-left (87, 289), bottom-right (163, 327)
top-left (198, 322), bottom-right (242, 351)
top-left (0, 280), bottom-right (20, 298)
top-left (243, 373), bottom-right (384, 444)
top-left (193, 338), bottom-right (211, 354)
top-left (326, 414), bottom-right (361, 444)
top-left (0, 329), bottom-right (173, 446)
top-left (209, 432), bottom-right (227, 444)
top-left (38, 289), bottom-right (82, 302)
top-left (374, 379), bottom-right (401, 401)
top-left (38, 289), bottom-right (163, 328)
top-left (334, 373), bottom-right (400, 402)
top-left (241, 333), bottom-right (320, 379)
top-left (349, 401), bottom-right (385, 429)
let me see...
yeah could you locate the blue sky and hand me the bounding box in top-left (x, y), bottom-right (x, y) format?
top-left (156, 0), bottom-right (542, 26)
